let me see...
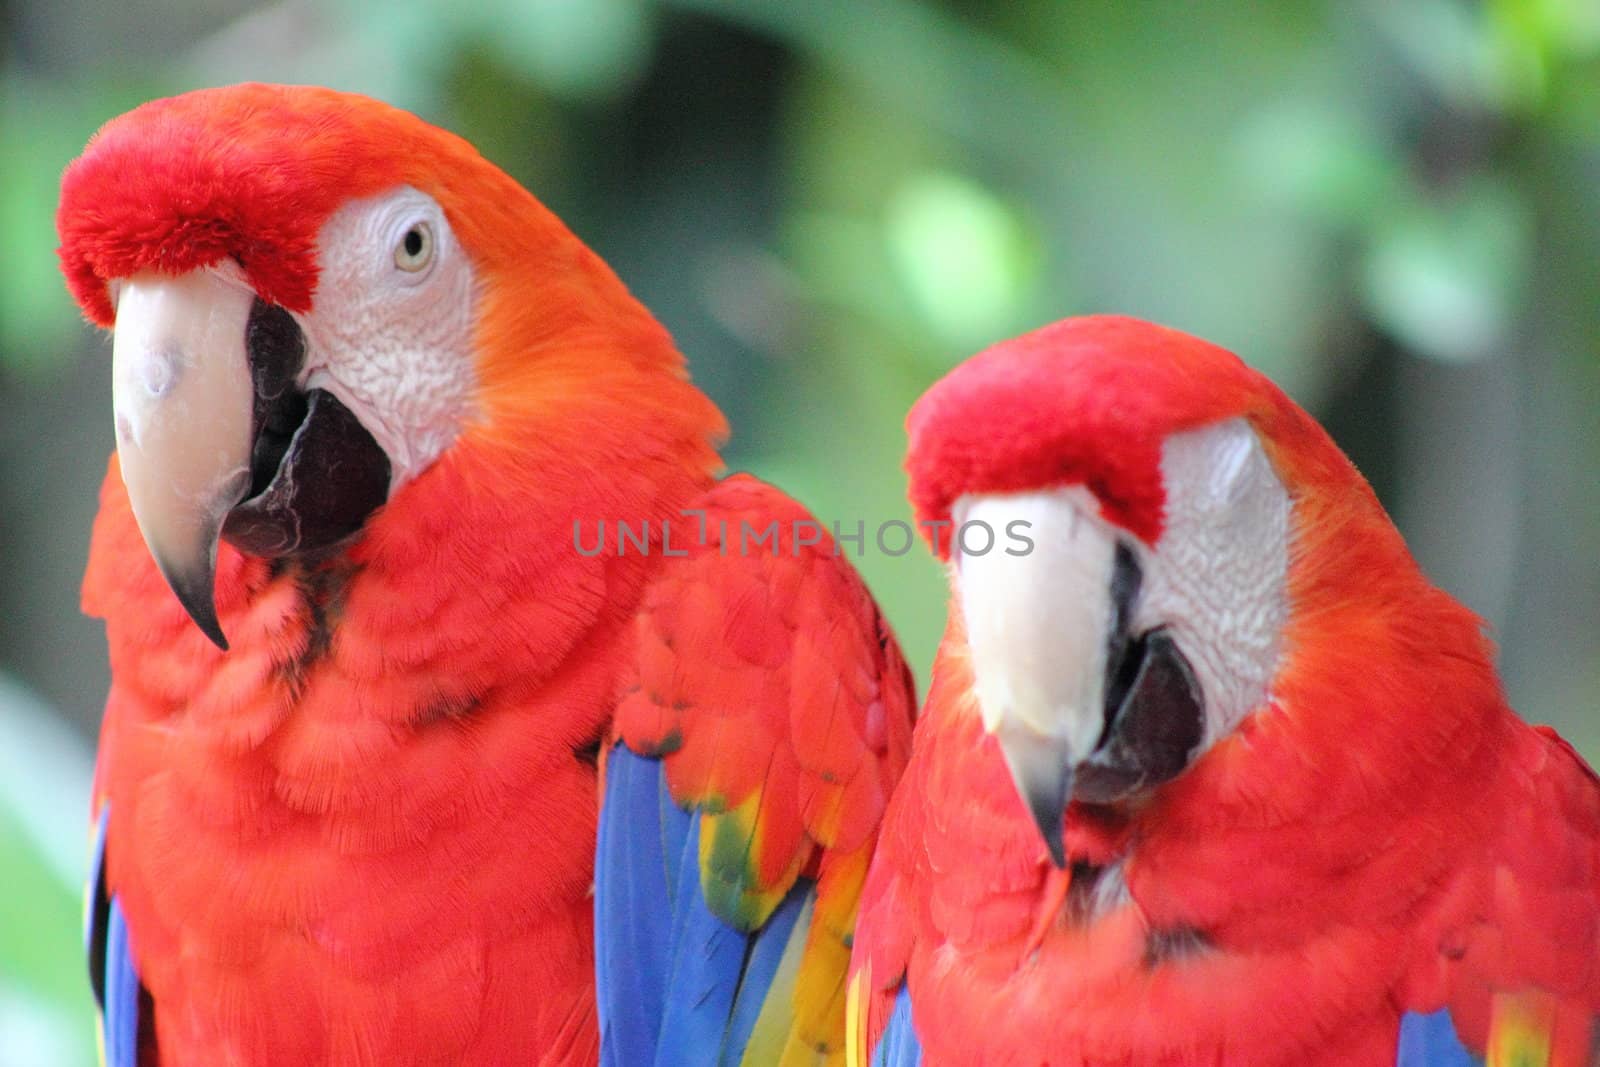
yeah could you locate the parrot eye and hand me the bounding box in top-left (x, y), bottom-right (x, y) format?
top-left (394, 222), bottom-right (434, 273)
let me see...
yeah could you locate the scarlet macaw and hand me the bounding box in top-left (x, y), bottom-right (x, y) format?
top-left (59, 83), bottom-right (913, 1065)
top-left (848, 316), bottom-right (1599, 1066)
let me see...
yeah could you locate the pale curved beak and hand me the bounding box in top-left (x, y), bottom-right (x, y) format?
top-left (955, 490), bottom-right (1118, 866)
top-left (111, 271), bottom-right (256, 650)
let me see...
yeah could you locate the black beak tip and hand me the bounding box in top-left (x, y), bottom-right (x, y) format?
top-left (1000, 737), bottom-right (1074, 870)
top-left (154, 552), bottom-right (229, 652)
top-left (194, 614), bottom-right (230, 653)
top-left (1026, 791), bottom-right (1068, 869)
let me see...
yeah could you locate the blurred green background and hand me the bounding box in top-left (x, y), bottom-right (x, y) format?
top-left (3, 0), bottom-right (1597, 1062)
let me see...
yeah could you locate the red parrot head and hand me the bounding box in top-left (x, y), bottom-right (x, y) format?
top-left (59, 83), bottom-right (719, 648)
top-left (905, 315), bottom-right (1422, 864)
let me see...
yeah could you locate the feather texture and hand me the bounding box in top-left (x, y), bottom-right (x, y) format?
top-left (605, 476), bottom-right (915, 1065)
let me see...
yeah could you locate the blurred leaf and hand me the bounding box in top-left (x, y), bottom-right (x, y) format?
top-left (667, 0), bottom-right (1065, 161)
top-left (1544, 53), bottom-right (1600, 136)
top-left (442, 46), bottom-right (573, 194)
top-left (784, 213), bottom-right (903, 330)
top-left (0, 982), bottom-right (93, 1067)
top-left (1236, 101), bottom-right (1408, 228)
top-left (1371, 0), bottom-right (1597, 116)
top-left (778, 71), bottom-right (963, 362)
top-left (466, 0), bottom-right (654, 101)
top-left (1487, 0), bottom-right (1558, 108)
top-left (1486, 0), bottom-right (1600, 111)
top-left (1360, 178), bottom-right (1530, 362)
top-left (0, 677), bottom-right (95, 1067)
top-left (884, 171), bottom-right (1041, 351)
top-left (1367, 0), bottom-right (1507, 112)
top-left (188, 0), bottom-right (459, 110)
top-left (0, 77), bottom-right (142, 375)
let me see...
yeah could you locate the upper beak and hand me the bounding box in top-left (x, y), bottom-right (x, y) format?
top-left (956, 490), bottom-right (1119, 867)
top-left (111, 270), bottom-right (256, 650)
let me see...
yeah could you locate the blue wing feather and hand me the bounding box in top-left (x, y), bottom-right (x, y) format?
top-left (595, 745), bottom-right (683, 1066)
top-left (88, 806), bottom-right (144, 1067)
top-left (656, 813), bottom-right (748, 1061)
top-left (870, 986), bottom-right (922, 1067)
top-left (1396, 1008), bottom-right (1483, 1067)
top-left (718, 887), bottom-right (807, 1063)
top-left (596, 745), bottom-right (819, 1066)
top-left (104, 904), bottom-right (141, 1067)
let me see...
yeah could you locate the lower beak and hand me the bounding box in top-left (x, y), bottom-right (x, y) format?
top-left (956, 490), bottom-right (1119, 867)
top-left (111, 271), bottom-right (256, 649)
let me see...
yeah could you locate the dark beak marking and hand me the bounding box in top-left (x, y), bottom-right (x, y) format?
top-left (220, 300), bottom-right (390, 563)
top-left (1097, 542), bottom-right (1145, 749)
top-left (1076, 624), bottom-right (1204, 806)
top-left (241, 301), bottom-right (308, 500)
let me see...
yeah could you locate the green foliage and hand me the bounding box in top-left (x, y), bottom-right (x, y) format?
top-left (885, 171), bottom-right (1043, 352)
top-left (1361, 176), bottom-right (1531, 363)
top-left (0, 678), bottom-right (97, 1066)
top-left (0, 806), bottom-right (95, 1067)
top-left (0, 77), bottom-right (157, 376)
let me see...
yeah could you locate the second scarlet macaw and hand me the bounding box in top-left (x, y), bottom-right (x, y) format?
top-left (849, 317), bottom-right (1599, 1066)
top-left (60, 84), bottom-right (913, 1065)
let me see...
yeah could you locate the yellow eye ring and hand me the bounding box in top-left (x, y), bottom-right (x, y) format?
top-left (394, 222), bottom-right (434, 273)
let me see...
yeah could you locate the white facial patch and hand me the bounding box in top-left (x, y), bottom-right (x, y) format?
top-left (296, 187), bottom-right (479, 488)
top-left (1131, 418), bottom-right (1289, 744)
